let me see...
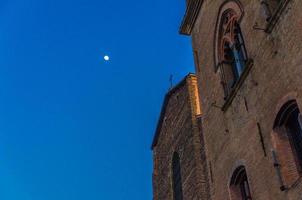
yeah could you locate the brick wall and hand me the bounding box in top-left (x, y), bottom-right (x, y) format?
top-left (152, 74), bottom-right (209, 200)
top-left (189, 0), bottom-right (302, 199)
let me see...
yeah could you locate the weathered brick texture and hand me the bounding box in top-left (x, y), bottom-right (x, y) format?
top-left (152, 0), bottom-right (302, 199)
top-left (185, 0), bottom-right (302, 199)
top-left (151, 74), bottom-right (210, 200)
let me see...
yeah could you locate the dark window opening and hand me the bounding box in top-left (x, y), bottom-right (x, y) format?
top-left (274, 100), bottom-right (302, 173)
top-left (230, 166), bottom-right (252, 200)
top-left (234, 23), bottom-right (248, 69)
top-left (172, 152), bottom-right (183, 200)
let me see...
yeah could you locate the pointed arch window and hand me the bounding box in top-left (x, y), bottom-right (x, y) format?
top-left (172, 152), bottom-right (183, 200)
top-left (271, 100), bottom-right (302, 188)
top-left (218, 9), bottom-right (248, 98)
top-left (214, 1), bottom-right (253, 109)
top-left (229, 166), bottom-right (252, 200)
top-left (274, 100), bottom-right (302, 168)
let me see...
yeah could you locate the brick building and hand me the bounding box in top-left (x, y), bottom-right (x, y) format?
top-left (151, 74), bottom-right (210, 200)
top-left (152, 0), bottom-right (302, 199)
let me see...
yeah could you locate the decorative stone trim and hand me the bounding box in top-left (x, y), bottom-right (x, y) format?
top-left (214, 0), bottom-right (244, 71)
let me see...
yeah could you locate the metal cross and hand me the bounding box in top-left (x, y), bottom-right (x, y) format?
top-left (169, 75), bottom-right (173, 89)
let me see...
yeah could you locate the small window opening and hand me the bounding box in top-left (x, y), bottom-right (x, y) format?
top-left (230, 166), bottom-right (252, 200)
top-left (172, 152), bottom-right (183, 200)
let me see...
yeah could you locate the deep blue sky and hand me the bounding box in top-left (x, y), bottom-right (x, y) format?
top-left (0, 0), bottom-right (194, 199)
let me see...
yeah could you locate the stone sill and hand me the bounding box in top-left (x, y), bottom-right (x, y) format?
top-left (265, 0), bottom-right (291, 33)
top-left (222, 59), bottom-right (254, 112)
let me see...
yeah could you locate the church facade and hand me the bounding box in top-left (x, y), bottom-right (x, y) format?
top-left (152, 0), bottom-right (302, 199)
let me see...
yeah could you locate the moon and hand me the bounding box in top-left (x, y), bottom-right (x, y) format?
top-left (104, 55), bottom-right (110, 61)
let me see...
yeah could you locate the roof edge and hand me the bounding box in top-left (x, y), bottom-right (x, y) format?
top-left (179, 0), bottom-right (204, 35)
top-left (151, 73), bottom-right (196, 150)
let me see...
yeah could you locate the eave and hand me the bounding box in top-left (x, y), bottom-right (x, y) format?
top-left (179, 0), bottom-right (203, 35)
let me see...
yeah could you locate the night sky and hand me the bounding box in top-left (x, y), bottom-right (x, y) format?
top-left (0, 0), bottom-right (194, 199)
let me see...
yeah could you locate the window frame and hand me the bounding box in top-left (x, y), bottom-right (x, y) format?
top-left (218, 12), bottom-right (249, 93)
top-left (274, 100), bottom-right (302, 173)
top-left (214, 1), bottom-right (253, 112)
top-left (229, 166), bottom-right (252, 200)
top-left (272, 100), bottom-right (302, 188)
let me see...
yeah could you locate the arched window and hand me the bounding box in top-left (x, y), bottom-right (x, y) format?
top-left (172, 152), bottom-right (183, 200)
top-left (229, 166), bottom-right (252, 200)
top-left (272, 100), bottom-right (302, 186)
top-left (274, 100), bottom-right (302, 165)
top-left (215, 1), bottom-right (248, 98)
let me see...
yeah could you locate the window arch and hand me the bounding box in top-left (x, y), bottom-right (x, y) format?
top-left (229, 166), bottom-right (252, 200)
top-left (272, 100), bottom-right (302, 186)
top-left (172, 152), bottom-right (183, 200)
top-left (214, 1), bottom-right (248, 98)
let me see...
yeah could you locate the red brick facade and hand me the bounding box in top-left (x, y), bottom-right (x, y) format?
top-left (152, 0), bottom-right (302, 199)
top-left (151, 74), bottom-right (210, 200)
